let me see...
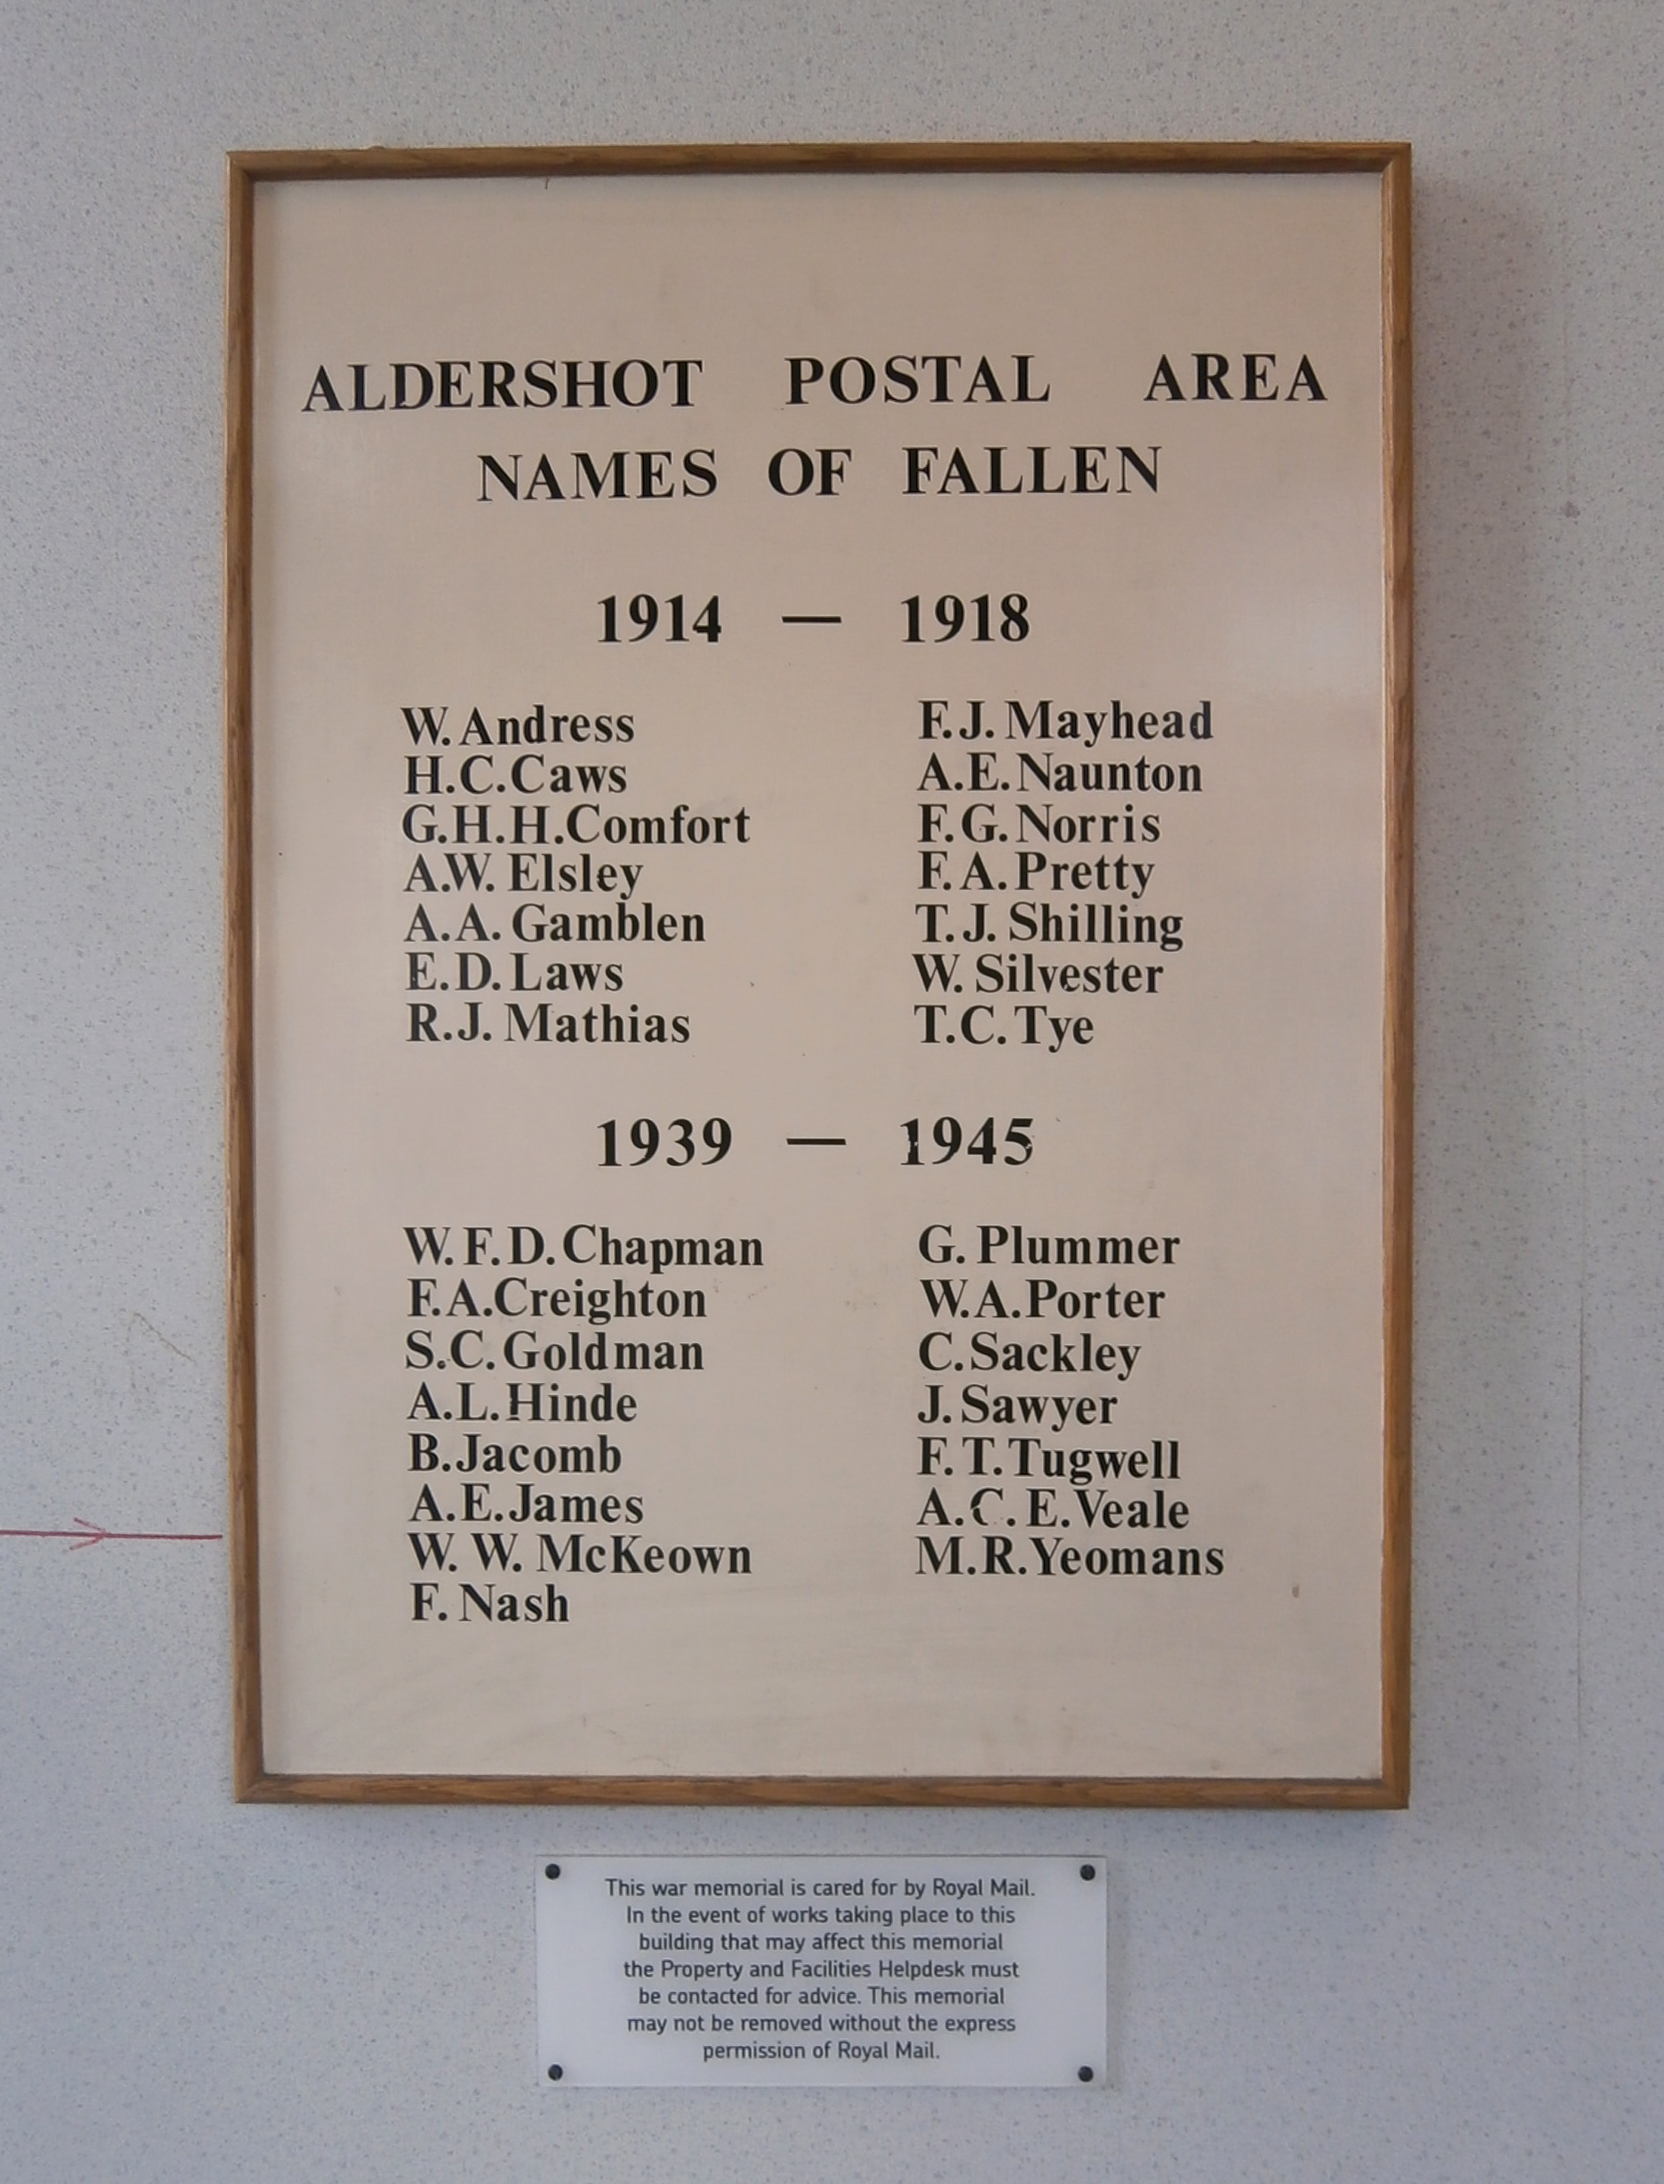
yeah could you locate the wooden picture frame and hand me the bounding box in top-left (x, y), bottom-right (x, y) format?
top-left (228, 142), bottom-right (1410, 1805)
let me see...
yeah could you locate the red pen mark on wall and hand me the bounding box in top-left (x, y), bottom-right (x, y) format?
top-left (0, 1518), bottom-right (222, 1550)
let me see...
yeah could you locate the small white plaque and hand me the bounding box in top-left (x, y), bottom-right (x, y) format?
top-left (537, 1854), bottom-right (1107, 2088)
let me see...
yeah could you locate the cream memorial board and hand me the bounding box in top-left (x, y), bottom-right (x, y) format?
top-left (227, 146), bottom-right (1411, 1804)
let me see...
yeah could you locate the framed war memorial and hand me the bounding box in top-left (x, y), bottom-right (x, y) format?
top-left (227, 143), bottom-right (1411, 1805)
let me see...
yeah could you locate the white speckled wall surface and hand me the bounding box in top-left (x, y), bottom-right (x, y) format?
top-left (0, 5), bottom-right (1657, 2176)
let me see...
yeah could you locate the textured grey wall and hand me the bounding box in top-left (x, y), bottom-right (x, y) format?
top-left (1, 3), bottom-right (1657, 2176)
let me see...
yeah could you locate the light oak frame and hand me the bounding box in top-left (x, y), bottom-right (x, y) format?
top-left (227, 141), bottom-right (1412, 1807)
